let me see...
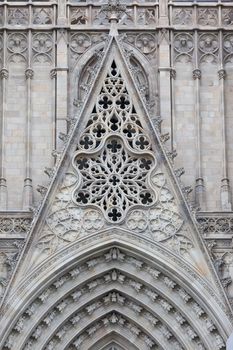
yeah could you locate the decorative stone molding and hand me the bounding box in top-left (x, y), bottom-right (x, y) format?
top-left (0, 238), bottom-right (27, 300)
top-left (222, 9), bottom-right (233, 27)
top-left (0, 213), bottom-right (32, 235)
top-left (0, 68), bottom-right (9, 80)
top-left (32, 7), bottom-right (53, 25)
top-left (70, 8), bottom-right (88, 26)
top-left (174, 32), bottom-right (194, 63)
top-left (1, 247), bottom-right (226, 350)
top-left (198, 33), bottom-right (219, 64)
top-left (193, 69), bottom-right (201, 80)
top-left (100, 0), bottom-right (127, 22)
top-left (223, 33), bottom-right (233, 64)
top-left (25, 68), bottom-right (34, 80)
top-left (197, 8), bottom-right (218, 27)
top-left (197, 213), bottom-right (233, 298)
top-left (172, 8), bottom-right (193, 26)
top-left (119, 32), bottom-right (157, 60)
top-left (218, 69), bottom-right (226, 80)
top-left (7, 32), bottom-right (27, 63)
top-left (32, 32), bottom-right (53, 64)
top-left (7, 8), bottom-right (29, 26)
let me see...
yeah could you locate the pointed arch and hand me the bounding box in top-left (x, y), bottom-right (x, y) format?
top-left (0, 238), bottom-right (231, 350)
top-left (1, 37), bottom-right (232, 350)
top-left (93, 338), bottom-right (135, 350)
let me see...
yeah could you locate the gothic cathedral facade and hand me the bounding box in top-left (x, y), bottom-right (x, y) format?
top-left (0, 0), bottom-right (233, 349)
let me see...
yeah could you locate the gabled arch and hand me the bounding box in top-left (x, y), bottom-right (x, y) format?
top-left (1, 238), bottom-right (230, 350)
top-left (1, 36), bottom-right (232, 350)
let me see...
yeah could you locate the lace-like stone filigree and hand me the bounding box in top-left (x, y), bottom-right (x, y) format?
top-left (73, 61), bottom-right (157, 223)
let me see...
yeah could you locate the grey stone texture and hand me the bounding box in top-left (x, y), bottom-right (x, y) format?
top-left (1, 0), bottom-right (233, 349)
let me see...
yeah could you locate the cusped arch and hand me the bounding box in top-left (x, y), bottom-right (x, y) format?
top-left (0, 232), bottom-right (230, 350)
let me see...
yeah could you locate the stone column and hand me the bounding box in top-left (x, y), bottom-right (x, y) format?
top-left (158, 28), bottom-right (172, 150)
top-left (193, 31), bottom-right (205, 209)
top-left (23, 30), bottom-right (33, 210)
top-left (219, 31), bottom-right (232, 211)
top-left (56, 0), bottom-right (68, 149)
top-left (0, 31), bottom-right (8, 210)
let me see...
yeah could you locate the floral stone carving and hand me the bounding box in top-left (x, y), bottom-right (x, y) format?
top-left (32, 32), bottom-right (53, 64)
top-left (7, 32), bottom-right (27, 63)
top-left (73, 61), bottom-right (156, 223)
top-left (174, 33), bottom-right (194, 63)
top-left (36, 61), bottom-right (192, 255)
top-left (33, 8), bottom-right (53, 25)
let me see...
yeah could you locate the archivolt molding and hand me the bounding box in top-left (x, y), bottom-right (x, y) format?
top-left (91, 336), bottom-right (136, 350)
top-left (1, 38), bottom-right (231, 350)
top-left (1, 247), bottom-right (228, 350)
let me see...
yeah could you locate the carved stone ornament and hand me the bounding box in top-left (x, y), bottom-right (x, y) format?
top-left (93, 8), bottom-right (109, 26)
top-left (0, 68), bottom-right (9, 80)
top-left (33, 8), bottom-right (53, 25)
top-left (174, 33), bottom-right (194, 63)
top-left (100, 0), bottom-right (127, 22)
top-left (198, 216), bottom-right (233, 235)
top-left (193, 69), bottom-right (201, 80)
top-left (137, 8), bottom-right (156, 26)
top-left (223, 33), bottom-right (233, 63)
top-left (7, 32), bottom-right (27, 63)
top-left (32, 32), bottom-right (53, 64)
top-left (0, 217), bottom-right (31, 234)
top-left (73, 62), bottom-right (156, 223)
top-left (70, 8), bottom-right (88, 25)
top-left (36, 61), bottom-right (192, 255)
top-left (7, 8), bottom-right (29, 26)
top-left (70, 33), bottom-right (91, 55)
top-left (198, 33), bottom-right (219, 64)
top-left (119, 32), bottom-right (157, 60)
top-left (222, 8), bottom-right (233, 26)
top-left (197, 8), bottom-right (218, 27)
top-left (69, 32), bottom-right (109, 69)
top-left (135, 33), bottom-right (156, 55)
top-left (0, 240), bottom-right (26, 299)
top-left (1, 247), bottom-right (226, 350)
top-left (172, 8), bottom-right (193, 26)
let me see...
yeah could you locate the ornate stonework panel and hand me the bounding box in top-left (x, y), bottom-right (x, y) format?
top-left (198, 213), bottom-right (233, 303)
top-left (7, 8), bottom-right (29, 26)
top-left (172, 8), bottom-right (194, 26)
top-left (1, 247), bottom-right (228, 350)
top-left (173, 32), bottom-right (194, 63)
top-left (1, 2), bottom-right (233, 350)
top-left (33, 59), bottom-right (195, 258)
top-left (32, 8), bottom-right (53, 25)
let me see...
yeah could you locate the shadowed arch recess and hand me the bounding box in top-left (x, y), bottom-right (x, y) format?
top-left (1, 240), bottom-right (229, 350)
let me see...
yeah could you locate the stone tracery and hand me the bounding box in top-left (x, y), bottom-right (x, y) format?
top-left (73, 61), bottom-right (157, 223)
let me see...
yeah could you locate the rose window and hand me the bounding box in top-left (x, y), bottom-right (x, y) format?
top-left (72, 61), bottom-right (157, 223)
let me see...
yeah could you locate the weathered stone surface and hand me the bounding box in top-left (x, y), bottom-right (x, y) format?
top-left (0, 1), bottom-right (233, 349)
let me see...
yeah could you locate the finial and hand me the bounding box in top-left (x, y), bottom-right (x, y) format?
top-left (101, 0), bottom-right (127, 36)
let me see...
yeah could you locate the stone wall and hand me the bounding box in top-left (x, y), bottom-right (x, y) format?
top-left (0, 1), bottom-right (233, 213)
